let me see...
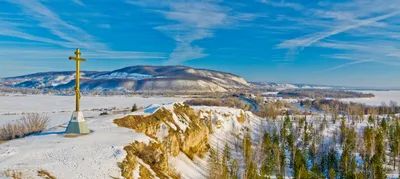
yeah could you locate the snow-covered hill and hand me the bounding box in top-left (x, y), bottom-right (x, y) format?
top-left (250, 82), bottom-right (335, 90)
top-left (0, 66), bottom-right (249, 92)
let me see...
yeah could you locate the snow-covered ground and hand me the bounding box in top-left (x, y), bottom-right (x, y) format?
top-left (0, 95), bottom-right (183, 125)
top-left (1, 94), bottom-right (399, 178)
top-left (0, 113), bottom-right (151, 178)
top-left (0, 94), bottom-right (263, 179)
top-left (340, 90), bottom-right (400, 106)
top-left (0, 95), bottom-right (184, 178)
top-left (0, 95), bottom-right (183, 114)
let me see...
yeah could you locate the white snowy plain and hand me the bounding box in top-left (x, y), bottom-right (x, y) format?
top-left (0, 95), bottom-right (183, 125)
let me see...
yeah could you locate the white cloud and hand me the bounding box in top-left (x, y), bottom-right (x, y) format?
top-left (128, 0), bottom-right (255, 64)
top-left (277, 10), bottom-right (400, 50)
top-left (0, 0), bottom-right (164, 62)
top-left (262, 0), bottom-right (400, 70)
top-left (98, 24), bottom-right (111, 29)
top-left (0, 47), bottom-right (165, 60)
top-left (72, 0), bottom-right (85, 7)
top-left (6, 0), bottom-right (107, 50)
top-left (318, 60), bottom-right (372, 72)
top-left (165, 44), bottom-right (207, 64)
top-left (259, 0), bottom-right (304, 10)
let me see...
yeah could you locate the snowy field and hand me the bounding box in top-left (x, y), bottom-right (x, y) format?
top-left (340, 90), bottom-right (400, 106)
top-left (0, 95), bottom-right (254, 179)
top-left (0, 94), bottom-right (184, 114)
top-left (0, 95), bottom-right (184, 178)
top-left (0, 95), bottom-right (184, 125)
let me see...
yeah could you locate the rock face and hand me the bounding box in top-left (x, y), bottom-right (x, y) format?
top-left (114, 103), bottom-right (253, 179)
top-left (0, 66), bottom-right (249, 92)
top-left (114, 104), bottom-right (210, 158)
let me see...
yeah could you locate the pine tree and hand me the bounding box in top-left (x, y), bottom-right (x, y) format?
top-left (273, 143), bottom-right (281, 175)
top-left (327, 148), bottom-right (338, 178)
top-left (363, 126), bottom-right (375, 178)
top-left (372, 129), bottom-right (386, 179)
top-left (221, 154), bottom-right (229, 179)
top-left (348, 155), bottom-right (357, 178)
top-left (389, 123), bottom-right (399, 171)
top-left (340, 146), bottom-right (350, 178)
top-left (272, 129), bottom-right (279, 144)
top-left (230, 159), bottom-right (239, 179)
top-left (340, 117), bottom-right (346, 146)
top-left (329, 168), bottom-right (336, 179)
top-left (303, 120), bottom-right (311, 147)
top-left (287, 131), bottom-right (295, 167)
top-left (320, 154), bottom-right (327, 176)
top-left (263, 131), bottom-right (274, 176)
top-left (131, 103), bottom-right (138, 112)
top-left (223, 143), bottom-right (231, 162)
top-left (356, 170), bottom-right (365, 179)
top-left (293, 148), bottom-right (307, 179)
top-left (263, 131), bottom-right (272, 154)
top-left (279, 145), bottom-right (286, 178)
top-left (346, 128), bottom-right (357, 152)
top-left (246, 161), bottom-right (260, 179)
top-left (368, 115), bottom-right (375, 125)
top-left (309, 139), bottom-right (317, 164)
top-left (381, 119), bottom-right (388, 132)
top-left (260, 160), bottom-right (271, 179)
top-left (310, 163), bottom-right (321, 179)
top-left (243, 133), bottom-right (252, 164)
top-left (339, 126), bottom-right (358, 178)
top-left (208, 147), bottom-right (220, 179)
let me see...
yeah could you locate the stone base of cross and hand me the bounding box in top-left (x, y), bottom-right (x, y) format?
top-left (66, 111), bottom-right (90, 134)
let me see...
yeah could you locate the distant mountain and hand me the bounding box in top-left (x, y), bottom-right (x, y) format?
top-left (0, 66), bottom-right (249, 92)
top-left (249, 82), bottom-right (343, 90)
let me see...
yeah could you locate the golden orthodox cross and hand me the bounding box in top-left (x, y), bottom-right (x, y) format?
top-left (69, 48), bottom-right (86, 112)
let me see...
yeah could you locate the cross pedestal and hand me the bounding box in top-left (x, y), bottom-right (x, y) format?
top-left (66, 111), bottom-right (90, 134)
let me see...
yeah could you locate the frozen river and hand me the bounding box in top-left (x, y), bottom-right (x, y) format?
top-left (340, 90), bottom-right (400, 106)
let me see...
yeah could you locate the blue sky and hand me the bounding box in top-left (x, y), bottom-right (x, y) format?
top-left (1, 0), bottom-right (400, 88)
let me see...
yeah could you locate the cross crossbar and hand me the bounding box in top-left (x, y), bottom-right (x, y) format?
top-left (69, 57), bottom-right (87, 62)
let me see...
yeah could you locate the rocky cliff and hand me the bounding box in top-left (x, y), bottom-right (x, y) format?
top-left (113, 103), bottom-right (256, 179)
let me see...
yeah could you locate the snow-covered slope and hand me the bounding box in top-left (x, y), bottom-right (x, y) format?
top-left (0, 66), bottom-right (249, 92)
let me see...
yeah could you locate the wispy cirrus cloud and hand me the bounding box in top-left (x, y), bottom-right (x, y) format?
top-left (317, 59), bottom-right (373, 73)
top-left (261, 0), bottom-right (400, 71)
top-left (98, 24), bottom-right (111, 29)
top-left (72, 0), bottom-right (85, 7)
top-left (127, 0), bottom-right (256, 64)
top-left (6, 0), bottom-right (107, 50)
top-left (277, 11), bottom-right (400, 50)
top-left (317, 40), bottom-right (400, 66)
top-left (0, 0), bottom-right (165, 62)
top-left (0, 47), bottom-right (165, 60)
top-left (259, 0), bottom-right (303, 10)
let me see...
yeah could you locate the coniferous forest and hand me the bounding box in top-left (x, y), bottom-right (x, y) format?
top-left (208, 99), bottom-right (400, 179)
